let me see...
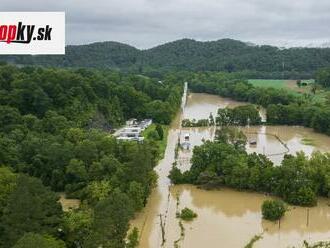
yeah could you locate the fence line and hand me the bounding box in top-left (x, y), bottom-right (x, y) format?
top-left (244, 131), bottom-right (290, 157)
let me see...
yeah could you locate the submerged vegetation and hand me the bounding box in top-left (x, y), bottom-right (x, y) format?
top-left (182, 118), bottom-right (210, 127)
top-left (244, 234), bottom-right (263, 248)
top-left (298, 240), bottom-right (330, 248)
top-left (177, 207), bottom-right (198, 221)
top-left (216, 105), bottom-right (261, 126)
top-left (302, 137), bottom-right (315, 146)
top-left (182, 104), bottom-right (261, 127)
top-left (169, 127), bottom-right (329, 207)
top-left (168, 68), bottom-right (330, 208)
top-left (261, 199), bottom-right (287, 221)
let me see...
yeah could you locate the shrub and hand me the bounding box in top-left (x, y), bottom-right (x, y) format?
top-left (155, 124), bottom-right (164, 140)
top-left (126, 227), bottom-right (139, 248)
top-left (13, 233), bottom-right (66, 248)
top-left (177, 207), bottom-right (197, 221)
top-left (169, 166), bottom-right (184, 184)
top-left (261, 199), bottom-right (286, 221)
top-left (147, 130), bottom-right (160, 140)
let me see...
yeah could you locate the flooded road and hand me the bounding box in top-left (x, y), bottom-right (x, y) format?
top-left (131, 92), bottom-right (330, 248)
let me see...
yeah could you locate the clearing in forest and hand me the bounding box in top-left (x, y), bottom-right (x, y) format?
top-left (248, 79), bottom-right (314, 92)
top-left (248, 79), bottom-right (327, 103)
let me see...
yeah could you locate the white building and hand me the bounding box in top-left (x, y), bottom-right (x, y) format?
top-left (139, 119), bottom-right (153, 130)
top-left (115, 118), bottom-right (152, 142)
top-left (120, 127), bottom-right (141, 137)
top-left (117, 136), bottom-right (144, 142)
top-left (126, 118), bottom-right (138, 127)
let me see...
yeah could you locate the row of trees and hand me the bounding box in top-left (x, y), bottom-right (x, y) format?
top-left (187, 72), bottom-right (299, 107)
top-left (0, 65), bottom-right (183, 247)
top-left (216, 105), bottom-right (261, 126)
top-left (181, 118), bottom-right (210, 127)
top-left (316, 67), bottom-right (330, 87)
top-left (170, 127), bottom-right (330, 207)
top-left (266, 103), bottom-right (330, 135)
top-left (185, 71), bottom-right (330, 136)
top-left (182, 104), bottom-right (261, 127)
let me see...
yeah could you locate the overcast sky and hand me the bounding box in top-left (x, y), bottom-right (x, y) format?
top-left (2, 0), bottom-right (330, 49)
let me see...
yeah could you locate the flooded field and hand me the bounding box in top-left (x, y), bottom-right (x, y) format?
top-left (183, 93), bottom-right (248, 120)
top-left (131, 92), bottom-right (330, 248)
top-left (168, 185), bottom-right (330, 248)
top-left (242, 125), bottom-right (330, 164)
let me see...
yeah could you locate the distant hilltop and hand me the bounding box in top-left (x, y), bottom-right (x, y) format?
top-left (1, 38), bottom-right (330, 77)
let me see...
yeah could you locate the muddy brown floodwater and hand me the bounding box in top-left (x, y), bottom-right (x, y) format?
top-left (131, 92), bottom-right (330, 248)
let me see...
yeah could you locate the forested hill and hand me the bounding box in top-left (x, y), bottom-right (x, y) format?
top-left (2, 38), bottom-right (330, 77)
top-left (2, 41), bottom-right (140, 69)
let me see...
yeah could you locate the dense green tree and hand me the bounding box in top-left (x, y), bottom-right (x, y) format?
top-left (0, 64), bottom-right (182, 247)
top-left (261, 200), bottom-right (287, 221)
top-left (13, 233), bottom-right (66, 248)
top-left (85, 180), bottom-right (112, 205)
top-left (66, 159), bottom-right (87, 184)
top-left (170, 126), bottom-right (330, 207)
top-left (127, 181), bottom-right (145, 211)
top-left (168, 166), bottom-right (186, 184)
top-left (63, 209), bottom-right (92, 247)
top-left (0, 175), bottom-right (62, 247)
top-left (187, 71), bottom-right (330, 137)
top-left (155, 124), bottom-right (164, 140)
top-left (146, 100), bottom-right (173, 124)
top-left (316, 67), bottom-right (330, 87)
top-left (0, 167), bottom-right (17, 214)
top-left (209, 113), bottom-right (215, 126)
top-left (215, 127), bottom-right (247, 150)
top-left (0, 106), bottom-right (22, 132)
top-left (83, 189), bottom-right (134, 248)
top-left (147, 129), bottom-right (160, 140)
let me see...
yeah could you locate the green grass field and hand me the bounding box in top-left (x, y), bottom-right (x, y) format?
top-left (248, 79), bottom-right (327, 103)
top-left (248, 79), bottom-right (288, 89)
top-left (248, 79), bottom-right (315, 89)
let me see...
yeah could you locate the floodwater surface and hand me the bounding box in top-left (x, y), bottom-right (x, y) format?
top-left (131, 92), bottom-right (330, 248)
top-left (183, 93), bottom-right (248, 120)
top-left (168, 185), bottom-right (330, 248)
top-left (242, 125), bottom-right (330, 164)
